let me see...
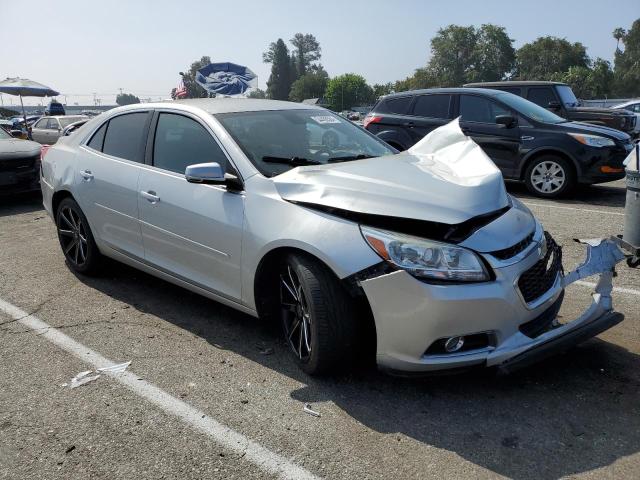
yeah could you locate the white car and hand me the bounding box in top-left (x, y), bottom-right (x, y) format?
top-left (31, 115), bottom-right (88, 144)
top-left (613, 100), bottom-right (640, 138)
top-left (40, 99), bottom-right (626, 375)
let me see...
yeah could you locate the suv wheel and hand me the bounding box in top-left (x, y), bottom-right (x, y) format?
top-left (56, 197), bottom-right (102, 274)
top-left (279, 253), bottom-right (356, 375)
top-left (524, 155), bottom-right (575, 198)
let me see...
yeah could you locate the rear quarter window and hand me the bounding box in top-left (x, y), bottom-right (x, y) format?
top-left (377, 96), bottom-right (413, 114)
top-left (87, 122), bottom-right (107, 151)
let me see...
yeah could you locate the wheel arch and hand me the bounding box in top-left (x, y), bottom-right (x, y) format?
top-left (519, 148), bottom-right (580, 180)
top-left (51, 189), bottom-right (75, 217)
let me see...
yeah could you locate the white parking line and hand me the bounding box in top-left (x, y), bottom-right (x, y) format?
top-left (575, 280), bottom-right (640, 297)
top-left (521, 201), bottom-right (625, 217)
top-left (0, 297), bottom-right (319, 480)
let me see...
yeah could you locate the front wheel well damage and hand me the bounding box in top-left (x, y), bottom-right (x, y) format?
top-left (253, 247), bottom-right (377, 363)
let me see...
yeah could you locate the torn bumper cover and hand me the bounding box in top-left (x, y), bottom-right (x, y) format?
top-left (359, 238), bottom-right (627, 374)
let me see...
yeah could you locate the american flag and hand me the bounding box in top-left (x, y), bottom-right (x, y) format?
top-left (175, 78), bottom-right (187, 99)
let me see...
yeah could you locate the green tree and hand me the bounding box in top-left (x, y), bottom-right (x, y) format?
top-left (516, 37), bottom-right (589, 80)
top-left (324, 74), bottom-right (374, 111)
top-left (372, 82), bottom-right (394, 99)
top-left (613, 19), bottom-right (640, 97)
top-left (115, 93), bottom-right (140, 105)
top-left (247, 88), bottom-right (267, 99)
top-left (175, 56), bottom-right (212, 98)
top-left (265, 39), bottom-right (294, 100)
top-left (613, 27), bottom-right (626, 51)
top-left (550, 59), bottom-right (614, 99)
top-left (289, 69), bottom-right (329, 102)
top-left (394, 67), bottom-right (440, 92)
top-left (427, 25), bottom-right (478, 86)
top-left (472, 24), bottom-right (516, 82)
top-left (290, 33), bottom-right (321, 78)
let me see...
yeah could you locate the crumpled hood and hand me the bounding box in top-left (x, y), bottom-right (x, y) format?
top-left (0, 138), bottom-right (41, 159)
top-left (274, 120), bottom-right (509, 225)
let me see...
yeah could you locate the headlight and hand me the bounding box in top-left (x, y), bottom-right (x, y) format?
top-left (567, 133), bottom-right (615, 147)
top-left (360, 226), bottom-right (490, 282)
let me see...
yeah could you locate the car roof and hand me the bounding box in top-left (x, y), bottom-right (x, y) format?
top-left (381, 87), bottom-right (506, 99)
top-left (164, 98), bottom-right (324, 114)
top-left (464, 81), bottom-right (568, 87)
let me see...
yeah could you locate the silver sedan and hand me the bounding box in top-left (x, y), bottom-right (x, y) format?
top-left (40, 99), bottom-right (626, 375)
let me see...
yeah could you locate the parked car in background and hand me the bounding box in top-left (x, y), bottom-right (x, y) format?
top-left (45, 101), bottom-right (65, 116)
top-left (364, 88), bottom-right (633, 197)
top-left (61, 119), bottom-right (89, 137)
top-left (464, 81), bottom-right (637, 136)
top-left (612, 99), bottom-right (640, 138)
top-left (31, 115), bottom-right (88, 144)
top-left (41, 99), bottom-right (626, 375)
top-left (0, 126), bottom-right (41, 193)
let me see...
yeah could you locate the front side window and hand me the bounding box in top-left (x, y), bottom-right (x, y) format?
top-left (412, 94), bottom-right (451, 119)
top-left (459, 95), bottom-right (509, 123)
top-left (34, 118), bottom-right (48, 129)
top-left (379, 96), bottom-right (412, 115)
top-left (216, 109), bottom-right (394, 177)
top-left (526, 87), bottom-right (557, 108)
top-left (153, 113), bottom-right (228, 174)
top-left (102, 112), bottom-right (149, 162)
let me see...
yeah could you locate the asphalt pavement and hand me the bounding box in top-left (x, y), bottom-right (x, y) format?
top-left (1, 179), bottom-right (639, 480)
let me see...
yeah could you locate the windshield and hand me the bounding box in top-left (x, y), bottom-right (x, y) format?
top-left (496, 92), bottom-right (567, 124)
top-left (215, 109), bottom-right (395, 177)
top-left (557, 85), bottom-right (580, 108)
top-left (59, 116), bottom-right (87, 128)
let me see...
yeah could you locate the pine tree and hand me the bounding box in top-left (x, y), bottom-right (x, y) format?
top-left (265, 39), bottom-right (293, 100)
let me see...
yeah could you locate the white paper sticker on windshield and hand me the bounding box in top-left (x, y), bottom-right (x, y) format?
top-left (311, 115), bottom-right (341, 124)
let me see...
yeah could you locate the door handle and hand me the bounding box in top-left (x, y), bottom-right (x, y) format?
top-left (140, 190), bottom-right (160, 203)
top-left (79, 170), bottom-right (94, 180)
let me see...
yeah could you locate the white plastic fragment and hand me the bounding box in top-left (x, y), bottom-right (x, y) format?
top-left (69, 370), bottom-right (100, 388)
top-left (97, 361), bottom-right (131, 374)
top-left (303, 403), bottom-right (321, 417)
top-left (65, 361), bottom-right (131, 388)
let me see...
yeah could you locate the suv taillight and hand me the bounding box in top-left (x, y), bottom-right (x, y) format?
top-left (363, 115), bottom-right (382, 129)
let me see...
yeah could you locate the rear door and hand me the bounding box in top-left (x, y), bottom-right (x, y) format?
top-left (31, 118), bottom-right (50, 143)
top-left (137, 111), bottom-right (244, 300)
top-left (76, 111), bottom-right (151, 259)
top-left (405, 93), bottom-right (453, 144)
top-left (457, 94), bottom-right (522, 178)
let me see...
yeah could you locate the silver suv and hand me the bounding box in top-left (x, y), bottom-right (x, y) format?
top-left (40, 99), bottom-right (625, 375)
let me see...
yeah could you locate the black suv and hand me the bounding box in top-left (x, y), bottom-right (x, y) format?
top-left (364, 88), bottom-right (633, 197)
top-left (45, 101), bottom-right (65, 116)
top-left (465, 81), bottom-right (637, 136)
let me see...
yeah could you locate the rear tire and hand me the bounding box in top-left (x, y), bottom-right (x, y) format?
top-left (524, 155), bottom-right (576, 198)
top-left (278, 253), bottom-right (356, 375)
top-left (55, 197), bottom-right (102, 275)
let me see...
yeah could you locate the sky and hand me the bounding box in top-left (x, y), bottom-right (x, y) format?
top-left (1, 0), bottom-right (638, 107)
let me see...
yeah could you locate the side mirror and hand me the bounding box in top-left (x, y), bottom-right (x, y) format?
top-left (495, 114), bottom-right (517, 128)
top-left (548, 101), bottom-right (562, 110)
top-left (185, 162), bottom-right (243, 191)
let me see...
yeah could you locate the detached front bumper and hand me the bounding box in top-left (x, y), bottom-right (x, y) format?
top-left (360, 238), bottom-right (626, 374)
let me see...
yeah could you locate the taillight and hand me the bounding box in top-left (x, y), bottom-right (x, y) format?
top-left (363, 115), bottom-right (382, 129)
top-left (41, 145), bottom-right (51, 159)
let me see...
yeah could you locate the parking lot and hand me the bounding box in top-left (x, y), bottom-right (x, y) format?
top-left (0, 179), bottom-right (638, 479)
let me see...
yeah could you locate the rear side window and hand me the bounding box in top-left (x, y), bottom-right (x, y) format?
top-left (153, 113), bottom-right (228, 174)
top-left (34, 118), bottom-right (48, 129)
top-left (412, 95), bottom-right (451, 118)
top-left (102, 112), bottom-right (149, 162)
top-left (527, 88), bottom-right (557, 108)
top-left (87, 122), bottom-right (107, 151)
top-left (378, 96), bottom-right (412, 114)
top-left (460, 95), bottom-right (510, 123)
top-left (498, 87), bottom-right (522, 96)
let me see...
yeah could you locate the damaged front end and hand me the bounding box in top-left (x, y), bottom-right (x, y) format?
top-left (358, 237), bottom-right (627, 374)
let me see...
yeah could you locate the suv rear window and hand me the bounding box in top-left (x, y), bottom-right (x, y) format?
top-left (102, 112), bottom-right (149, 162)
top-left (377, 96), bottom-right (412, 114)
top-left (412, 94), bottom-right (451, 119)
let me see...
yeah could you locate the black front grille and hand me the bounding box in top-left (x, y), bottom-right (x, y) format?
top-left (519, 290), bottom-right (564, 338)
top-left (490, 231), bottom-right (535, 260)
top-left (0, 155), bottom-right (37, 173)
top-left (517, 232), bottom-right (562, 304)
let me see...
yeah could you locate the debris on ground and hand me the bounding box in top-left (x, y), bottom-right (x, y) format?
top-left (303, 403), bottom-right (321, 417)
top-left (63, 361), bottom-right (131, 388)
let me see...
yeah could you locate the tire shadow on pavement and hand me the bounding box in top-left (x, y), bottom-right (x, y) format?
top-left (0, 191), bottom-right (43, 217)
top-left (76, 257), bottom-right (640, 480)
top-left (506, 180), bottom-right (627, 209)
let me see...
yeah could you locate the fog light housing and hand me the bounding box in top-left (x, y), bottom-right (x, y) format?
top-left (600, 166), bottom-right (624, 173)
top-left (444, 336), bottom-right (465, 352)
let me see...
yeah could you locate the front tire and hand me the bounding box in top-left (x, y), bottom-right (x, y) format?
top-left (279, 254), bottom-right (356, 375)
top-left (56, 197), bottom-right (102, 275)
top-left (524, 155), bottom-right (575, 198)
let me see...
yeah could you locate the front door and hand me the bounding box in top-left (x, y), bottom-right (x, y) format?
top-left (138, 111), bottom-right (244, 300)
top-left (458, 94), bottom-right (522, 178)
top-left (75, 112), bottom-right (151, 259)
